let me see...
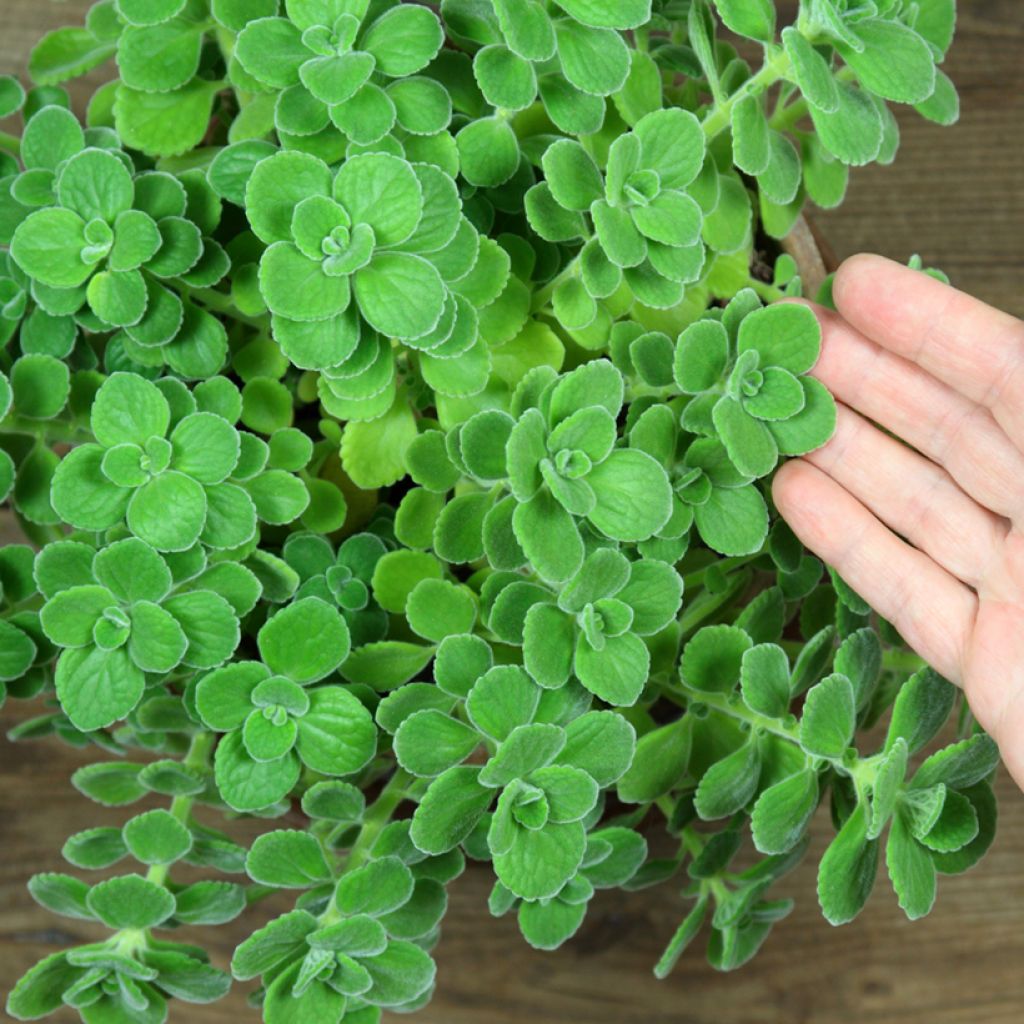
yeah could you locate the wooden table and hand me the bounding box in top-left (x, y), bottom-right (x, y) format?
top-left (2, 3), bottom-right (1023, 1022)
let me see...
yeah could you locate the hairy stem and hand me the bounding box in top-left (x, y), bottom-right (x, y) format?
top-left (146, 730), bottom-right (216, 889)
top-left (701, 47), bottom-right (794, 140)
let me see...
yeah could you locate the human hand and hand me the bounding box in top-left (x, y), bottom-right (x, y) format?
top-left (773, 254), bottom-right (1024, 792)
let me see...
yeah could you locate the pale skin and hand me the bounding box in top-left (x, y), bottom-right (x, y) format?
top-left (773, 254), bottom-right (1024, 792)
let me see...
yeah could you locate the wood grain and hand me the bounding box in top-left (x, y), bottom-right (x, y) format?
top-left (2, 2), bottom-right (1023, 1022)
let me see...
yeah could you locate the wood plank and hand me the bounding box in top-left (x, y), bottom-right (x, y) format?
top-left (1, 2), bottom-right (1022, 1022)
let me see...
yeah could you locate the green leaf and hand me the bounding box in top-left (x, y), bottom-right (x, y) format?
top-left (586, 449), bottom-right (672, 542)
top-left (55, 645), bottom-right (145, 731)
top-left (371, 550), bottom-right (443, 614)
top-left (10, 208), bottom-right (91, 289)
top-left (118, 21), bottom-right (204, 93)
top-left (342, 641), bottom-right (435, 691)
top-left (654, 896), bottom-right (708, 979)
top-left (575, 631), bottom-right (650, 707)
top-left (20, 106), bottom-right (84, 172)
top-left (552, 711), bottom-right (632, 787)
top-left (916, 789), bottom-right (979, 854)
top-left (838, 20), bottom-right (936, 104)
top-left (557, 0), bottom-right (650, 29)
top-left (259, 242), bottom-right (348, 323)
top-left (868, 737), bottom-right (909, 839)
top-left (258, 597), bottom-right (351, 683)
top-left (912, 734), bottom-right (1000, 792)
top-left (72, 762), bottom-right (147, 807)
top-left (91, 372), bottom-right (170, 447)
top-left (740, 643), bottom-right (791, 719)
top-left (738, 302), bottom-right (821, 374)
top-left (800, 673), bottom-right (855, 759)
top-left (172, 880), bottom-right (246, 925)
top-left (405, 578), bottom-right (477, 642)
top-left (395, 709), bottom-right (479, 777)
top-left (512, 487), bottom-right (584, 584)
top-left (29, 28), bottom-right (116, 86)
top-left (162, 590), bottom-right (240, 669)
top-left (817, 803), bottom-right (879, 925)
top-left (750, 770), bottom-right (818, 855)
top-left (296, 686), bottom-right (377, 775)
top-left (410, 765), bottom-right (494, 855)
top-left (231, 909), bottom-right (318, 980)
top-left (127, 471), bottom-right (207, 551)
top-left (246, 830), bottom-right (331, 888)
top-left (694, 739), bottom-right (762, 819)
top-left (333, 856), bottom-right (414, 918)
top-left (58, 148), bottom-right (133, 223)
top-left (334, 153), bottom-right (423, 248)
top-left (493, 821), bottom-right (586, 900)
top-left (554, 21), bottom-right (630, 96)
top-left (87, 268), bottom-right (148, 327)
top-left (263, 960), bottom-right (346, 1024)
top-left (6, 952), bottom-right (83, 1020)
top-left (245, 150), bottom-right (332, 244)
top-left (782, 26), bottom-right (839, 113)
top-left (479, 722), bottom-right (566, 787)
top-left (456, 116), bottom-right (520, 188)
top-left (27, 873), bottom-right (93, 921)
top-left (694, 483), bottom-right (769, 557)
top-left (768, 377), bottom-right (837, 456)
top-left (518, 897), bottom-right (587, 951)
top-left (731, 94), bottom-right (771, 175)
top-left (617, 718), bottom-right (691, 804)
top-left (361, 4), bottom-right (444, 77)
top-left (354, 253), bottom-right (445, 339)
top-left (885, 668), bottom-right (956, 755)
top-left (214, 729), bottom-right (300, 811)
top-left (886, 808), bottom-right (937, 920)
top-left (712, 396), bottom-right (778, 478)
top-left (122, 808), bottom-right (192, 866)
top-left (808, 83), bottom-right (883, 166)
top-left (86, 874), bottom-right (176, 929)
top-left (115, 79), bottom-right (222, 158)
top-left (542, 139), bottom-right (603, 213)
top-left (360, 939), bottom-right (436, 1008)
top-left (712, 0), bottom-right (775, 42)
top-left (681, 623), bottom-right (751, 693)
top-left (674, 319), bottom-right (729, 393)
top-left (118, 0), bottom-right (187, 26)
top-left (473, 45), bottom-right (537, 110)
top-left (634, 107), bottom-right (705, 189)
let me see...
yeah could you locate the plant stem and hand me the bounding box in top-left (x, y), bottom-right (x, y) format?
top-left (186, 286), bottom-right (270, 330)
top-left (747, 277), bottom-right (786, 303)
top-left (315, 767), bottom-right (415, 928)
top-left (678, 570), bottom-right (750, 636)
top-left (701, 47), bottom-right (793, 141)
top-left (343, 767), bottom-right (415, 873)
top-left (146, 730), bottom-right (215, 889)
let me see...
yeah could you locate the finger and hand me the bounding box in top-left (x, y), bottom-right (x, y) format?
top-left (832, 254), bottom-right (1024, 449)
top-left (805, 404), bottom-right (1008, 591)
top-left (772, 460), bottom-right (977, 684)
top-left (806, 301), bottom-right (1024, 522)
top-left (964, 603), bottom-right (1024, 793)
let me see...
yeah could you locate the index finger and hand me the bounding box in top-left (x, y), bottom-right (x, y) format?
top-left (832, 254), bottom-right (1024, 450)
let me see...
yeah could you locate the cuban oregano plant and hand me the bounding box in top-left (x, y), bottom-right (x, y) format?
top-left (0, 1), bottom-right (993, 1021)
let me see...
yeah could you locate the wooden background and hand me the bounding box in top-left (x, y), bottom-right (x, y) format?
top-left (2, 2), bottom-right (1022, 1022)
